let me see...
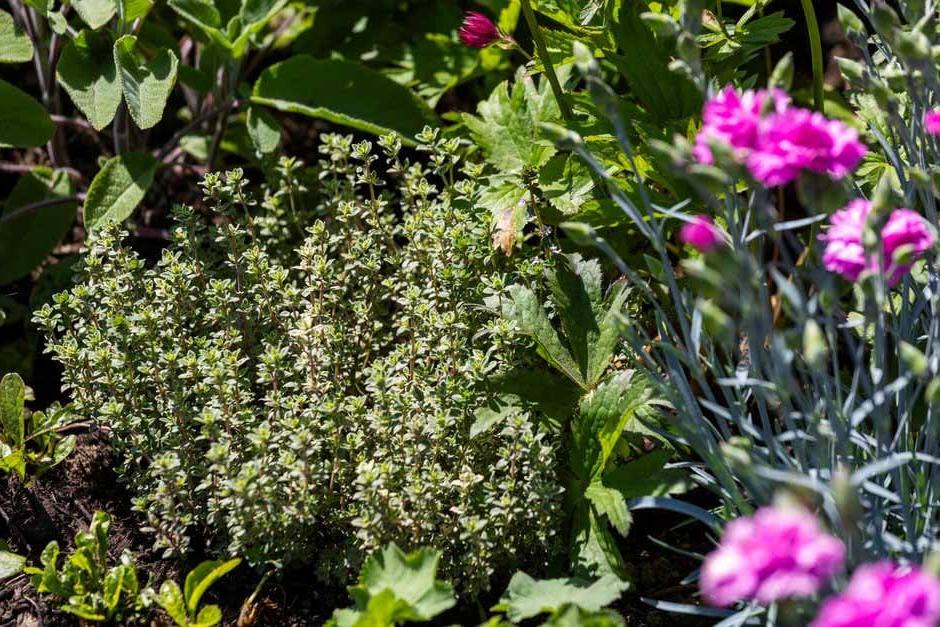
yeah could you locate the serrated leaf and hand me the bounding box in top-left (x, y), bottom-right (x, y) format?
top-left (502, 283), bottom-right (584, 388)
top-left (0, 168), bottom-right (77, 284)
top-left (83, 152), bottom-right (158, 231)
top-left (157, 580), bottom-right (188, 626)
top-left (252, 56), bottom-right (436, 143)
top-left (113, 36), bottom-right (178, 130)
top-left (572, 371), bottom-right (655, 481)
top-left (0, 79), bottom-right (54, 148)
top-left (349, 544), bottom-right (455, 622)
top-left (0, 373), bottom-right (25, 449)
top-left (246, 106), bottom-right (280, 154)
top-left (609, 4), bottom-right (701, 121)
top-left (57, 30), bottom-right (121, 130)
top-left (184, 558), bottom-right (240, 614)
top-left (0, 9), bottom-right (33, 63)
top-left (571, 505), bottom-right (627, 580)
top-left (584, 482), bottom-right (632, 536)
top-left (500, 571), bottom-right (628, 621)
top-left (72, 0), bottom-right (116, 29)
top-left (463, 68), bottom-right (560, 173)
top-left (0, 550), bottom-right (26, 579)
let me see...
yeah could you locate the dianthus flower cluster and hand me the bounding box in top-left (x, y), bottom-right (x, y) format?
top-left (695, 86), bottom-right (866, 186)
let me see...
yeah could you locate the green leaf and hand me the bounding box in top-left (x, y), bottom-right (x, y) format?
top-left (113, 35), bottom-right (179, 130)
top-left (57, 30), bottom-right (122, 131)
top-left (545, 605), bottom-right (626, 627)
top-left (51, 434), bottom-right (77, 466)
top-left (602, 449), bottom-right (688, 500)
top-left (546, 254), bottom-right (603, 384)
top-left (184, 558), bottom-right (240, 615)
top-left (463, 68), bottom-right (560, 173)
top-left (570, 505), bottom-right (627, 580)
top-left (0, 550), bottom-right (26, 579)
top-left (584, 481), bottom-right (632, 536)
top-left (246, 106), bottom-right (280, 154)
top-left (0, 9), bottom-right (33, 63)
top-left (502, 283), bottom-right (584, 388)
top-left (193, 604), bottom-right (223, 627)
top-left (252, 56), bottom-right (436, 143)
top-left (72, 0), bottom-right (117, 29)
top-left (349, 544), bottom-right (455, 622)
top-left (103, 564), bottom-right (135, 613)
top-left (0, 373), bottom-right (25, 449)
top-left (0, 168), bottom-right (78, 284)
top-left (0, 79), bottom-right (54, 147)
top-left (471, 396), bottom-right (521, 439)
top-left (609, 5), bottom-right (701, 121)
top-left (167, 0), bottom-right (232, 52)
top-left (499, 571), bottom-right (628, 622)
top-left (230, 0), bottom-right (288, 56)
top-left (157, 580), bottom-right (188, 626)
top-left (571, 371), bottom-right (655, 481)
top-left (83, 152), bottom-right (158, 232)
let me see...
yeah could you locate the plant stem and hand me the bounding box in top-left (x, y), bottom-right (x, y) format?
top-left (799, 0), bottom-right (825, 111)
top-left (519, 0), bottom-right (573, 122)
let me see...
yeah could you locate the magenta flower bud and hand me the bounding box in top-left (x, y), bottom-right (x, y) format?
top-left (811, 562), bottom-right (940, 627)
top-left (700, 506), bottom-right (845, 607)
top-left (925, 110), bottom-right (940, 135)
top-left (680, 215), bottom-right (724, 253)
top-left (459, 12), bottom-right (500, 48)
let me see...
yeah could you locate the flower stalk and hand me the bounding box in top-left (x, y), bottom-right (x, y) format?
top-left (519, 0), bottom-right (574, 122)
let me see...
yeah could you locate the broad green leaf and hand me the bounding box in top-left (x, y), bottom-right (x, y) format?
top-left (103, 564), bottom-right (132, 612)
top-left (121, 0), bottom-right (154, 23)
top-left (0, 79), bottom-right (54, 147)
top-left (0, 550), bottom-right (26, 579)
top-left (252, 56), bottom-right (436, 143)
top-left (499, 571), bottom-right (628, 622)
top-left (230, 0), bottom-right (288, 56)
top-left (479, 178), bottom-right (527, 255)
top-left (113, 36), bottom-right (179, 130)
top-left (157, 580), bottom-right (188, 626)
top-left (167, 0), bottom-right (232, 52)
top-left (72, 0), bottom-right (116, 29)
top-left (0, 168), bottom-right (78, 284)
top-left (570, 505), bottom-right (627, 580)
top-left (0, 10), bottom-right (33, 63)
top-left (349, 544), bottom-right (455, 621)
top-left (572, 371), bottom-right (655, 480)
top-left (502, 284), bottom-right (584, 388)
top-left (246, 106), bottom-right (280, 154)
top-left (584, 481), bottom-right (632, 536)
top-left (546, 605), bottom-right (626, 627)
top-left (193, 603), bottom-right (223, 626)
top-left (546, 254), bottom-right (603, 384)
top-left (0, 373), bottom-right (25, 449)
top-left (83, 152), bottom-right (158, 231)
top-left (609, 5), bottom-right (701, 121)
top-left (57, 30), bottom-right (122, 130)
top-left (463, 68), bottom-right (560, 173)
top-left (51, 434), bottom-right (77, 466)
top-left (0, 450), bottom-right (25, 479)
top-left (471, 396), bottom-right (521, 439)
top-left (602, 449), bottom-right (688, 500)
top-left (184, 558), bottom-right (241, 614)
top-left (60, 604), bottom-right (107, 621)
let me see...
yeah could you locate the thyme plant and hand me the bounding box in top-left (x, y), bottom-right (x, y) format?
top-left (37, 131), bottom-right (562, 595)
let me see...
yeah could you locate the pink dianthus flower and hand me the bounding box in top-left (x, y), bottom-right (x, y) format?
top-left (700, 506), bottom-right (844, 607)
top-left (459, 12), bottom-right (499, 48)
top-left (680, 215), bottom-right (724, 252)
top-left (693, 86), bottom-right (788, 165)
top-left (811, 561), bottom-right (940, 627)
top-left (820, 200), bottom-right (934, 285)
top-left (925, 110), bottom-right (940, 135)
top-left (747, 109), bottom-right (867, 186)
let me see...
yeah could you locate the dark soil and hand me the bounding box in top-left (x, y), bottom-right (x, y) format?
top-left (0, 427), bottom-right (715, 626)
